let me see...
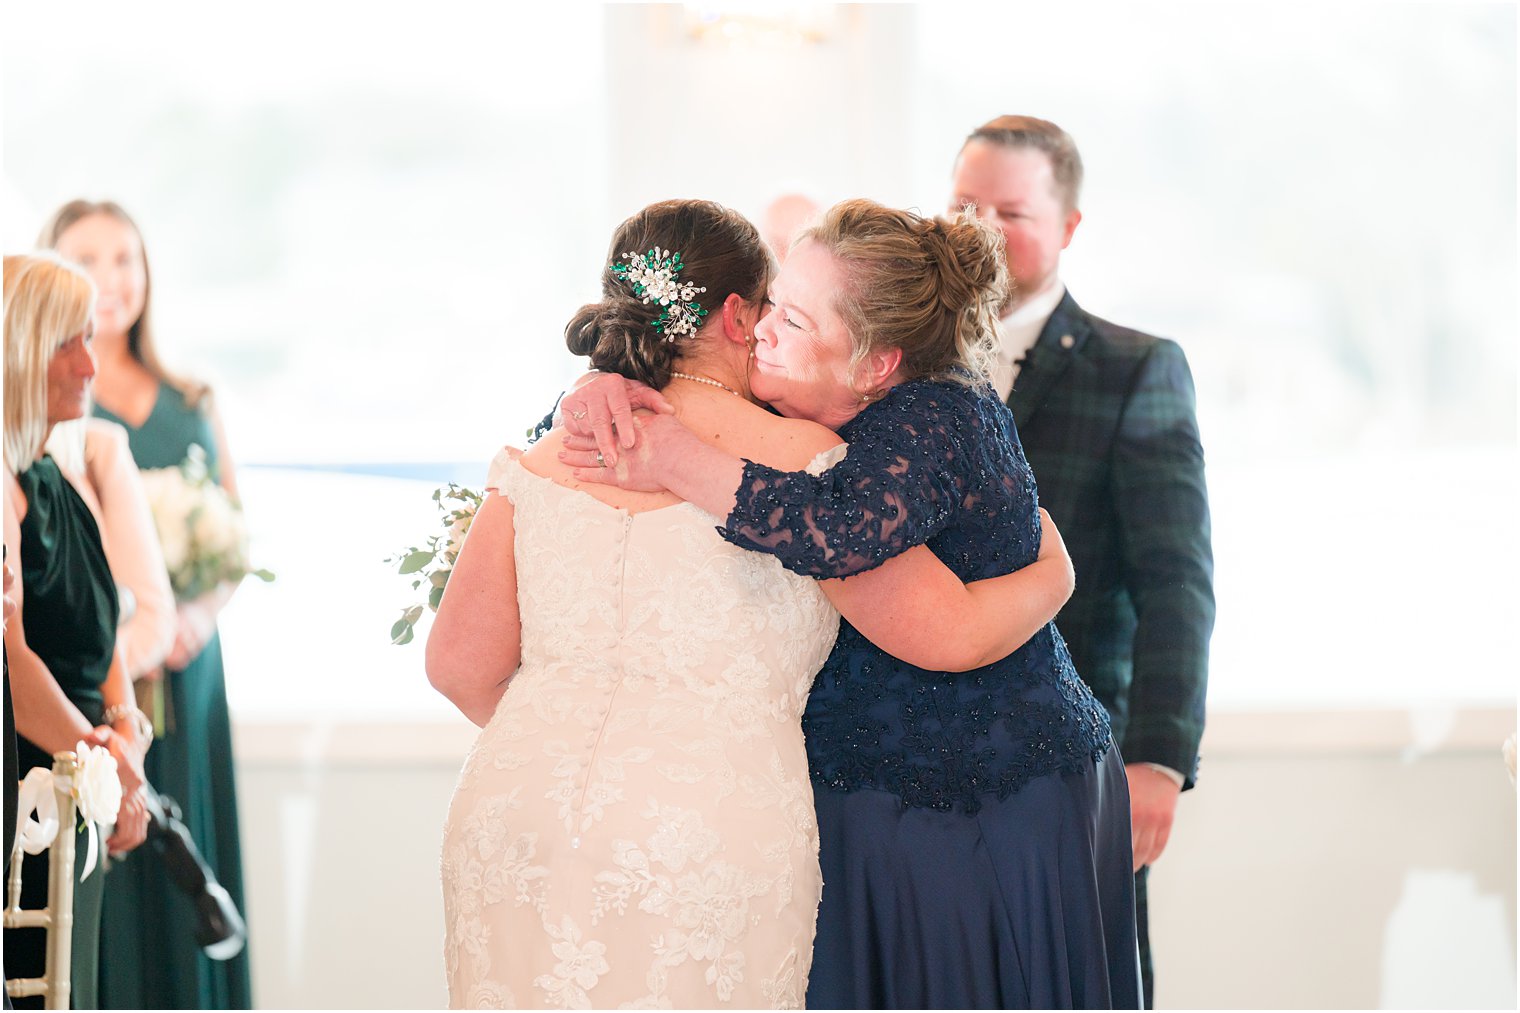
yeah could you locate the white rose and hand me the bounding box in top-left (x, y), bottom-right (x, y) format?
top-left (159, 521), bottom-right (191, 574)
top-left (138, 472), bottom-right (173, 519)
top-left (192, 500), bottom-right (229, 556)
top-left (171, 478), bottom-right (203, 528)
top-left (201, 494), bottom-right (252, 574)
top-left (148, 474), bottom-right (190, 529)
top-left (71, 742), bottom-right (122, 826)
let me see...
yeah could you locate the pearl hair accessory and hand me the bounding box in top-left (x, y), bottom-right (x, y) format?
top-left (611, 246), bottom-right (709, 341)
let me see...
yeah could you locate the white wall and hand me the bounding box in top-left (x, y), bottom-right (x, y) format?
top-left (234, 707), bottom-right (1516, 1010)
top-left (1151, 709), bottom-right (1517, 1009)
top-left (602, 5), bottom-right (920, 220)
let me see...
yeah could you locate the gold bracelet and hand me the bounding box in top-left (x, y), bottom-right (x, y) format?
top-left (101, 703), bottom-right (154, 750)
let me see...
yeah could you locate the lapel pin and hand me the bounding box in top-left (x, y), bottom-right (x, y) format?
top-left (1060, 333), bottom-right (1076, 349)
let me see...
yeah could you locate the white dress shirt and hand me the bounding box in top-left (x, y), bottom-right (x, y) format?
top-left (991, 281), bottom-right (1068, 401)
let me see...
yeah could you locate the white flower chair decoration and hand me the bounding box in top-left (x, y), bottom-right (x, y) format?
top-left (5, 751), bottom-right (80, 1010)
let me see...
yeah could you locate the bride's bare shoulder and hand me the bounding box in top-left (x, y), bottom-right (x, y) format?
top-left (713, 404), bottom-right (843, 473)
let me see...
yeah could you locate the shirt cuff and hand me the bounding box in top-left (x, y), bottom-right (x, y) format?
top-left (1140, 762), bottom-right (1186, 788)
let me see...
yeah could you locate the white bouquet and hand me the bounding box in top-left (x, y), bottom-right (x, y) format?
top-left (387, 483), bottom-right (483, 645)
top-left (138, 444), bottom-right (274, 600)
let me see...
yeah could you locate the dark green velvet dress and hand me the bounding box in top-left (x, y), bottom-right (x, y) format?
top-left (6, 455), bottom-right (119, 1010)
top-left (94, 384), bottom-right (252, 1010)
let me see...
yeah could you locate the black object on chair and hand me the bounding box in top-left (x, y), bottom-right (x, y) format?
top-left (141, 787), bottom-right (246, 960)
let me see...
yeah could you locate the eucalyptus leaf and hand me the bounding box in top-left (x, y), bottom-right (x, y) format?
top-left (398, 549), bottom-right (434, 574)
top-left (389, 483), bottom-right (487, 645)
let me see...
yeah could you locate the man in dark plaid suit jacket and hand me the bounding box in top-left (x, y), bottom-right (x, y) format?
top-left (950, 115), bottom-right (1215, 1008)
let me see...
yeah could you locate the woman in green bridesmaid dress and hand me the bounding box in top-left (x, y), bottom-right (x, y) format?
top-left (4, 252), bottom-right (150, 1010)
top-left (44, 201), bottom-right (254, 1010)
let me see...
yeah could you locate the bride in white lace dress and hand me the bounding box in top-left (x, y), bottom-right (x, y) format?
top-left (427, 200), bottom-right (1076, 1009)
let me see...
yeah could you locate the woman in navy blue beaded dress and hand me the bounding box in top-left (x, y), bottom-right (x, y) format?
top-left (565, 199), bottom-right (1141, 1009)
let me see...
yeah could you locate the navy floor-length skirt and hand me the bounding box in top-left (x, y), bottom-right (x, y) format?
top-left (805, 747), bottom-right (1141, 1010)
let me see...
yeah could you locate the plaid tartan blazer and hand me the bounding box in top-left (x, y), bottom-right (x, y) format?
top-left (1010, 291), bottom-right (1214, 787)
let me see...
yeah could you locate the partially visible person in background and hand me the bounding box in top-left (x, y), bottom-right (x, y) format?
top-left (41, 200), bottom-right (254, 1011)
top-left (760, 192), bottom-right (820, 264)
top-left (949, 114), bottom-right (1215, 1008)
top-left (3, 252), bottom-right (150, 1010)
top-left (3, 552), bottom-right (13, 1013)
top-left (79, 419), bottom-right (177, 680)
top-left (4, 552), bottom-right (17, 936)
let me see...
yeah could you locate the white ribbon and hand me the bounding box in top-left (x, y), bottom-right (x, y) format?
top-left (55, 766), bottom-right (102, 881)
top-left (15, 767), bottom-right (59, 855)
top-left (83, 819), bottom-right (101, 880)
top-left (13, 765), bottom-right (104, 881)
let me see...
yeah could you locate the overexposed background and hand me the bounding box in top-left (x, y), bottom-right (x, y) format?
top-left (4, 2), bottom-right (1515, 1008)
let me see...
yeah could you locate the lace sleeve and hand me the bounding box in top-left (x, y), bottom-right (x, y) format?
top-left (719, 386), bottom-right (971, 579)
top-left (484, 447), bottom-right (519, 492)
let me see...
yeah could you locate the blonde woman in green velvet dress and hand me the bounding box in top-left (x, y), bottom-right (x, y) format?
top-left (4, 251), bottom-right (150, 1009)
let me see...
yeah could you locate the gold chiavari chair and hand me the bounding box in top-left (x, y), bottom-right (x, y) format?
top-left (5, 751), bottom-right (79, 1010)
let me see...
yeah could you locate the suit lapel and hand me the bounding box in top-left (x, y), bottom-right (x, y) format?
top-left (1009, 291), bottom-right (1092, 429)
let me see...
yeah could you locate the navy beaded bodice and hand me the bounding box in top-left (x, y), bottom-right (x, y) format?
top-left (721, 378), bottom-right (1112, 812)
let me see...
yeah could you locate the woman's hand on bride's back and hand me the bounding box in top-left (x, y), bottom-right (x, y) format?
top-left (558, 373), bottom-right (674, 468)
top-left (560, 413), bottom-right (694, 493)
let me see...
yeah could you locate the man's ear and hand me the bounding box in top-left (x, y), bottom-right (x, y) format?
top-left (1062, 207), bottom-right (1082, 249)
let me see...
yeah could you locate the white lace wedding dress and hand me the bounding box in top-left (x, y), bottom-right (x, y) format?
top-left (441, 448), bottom-right (842, 1010)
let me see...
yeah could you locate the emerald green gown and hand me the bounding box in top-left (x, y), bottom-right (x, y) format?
top-left (94, 384), bottom-right (252, 1010)
top-left (6, 455), bottom-right (119, 1010)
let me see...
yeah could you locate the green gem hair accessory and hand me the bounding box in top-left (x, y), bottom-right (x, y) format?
top-left (611, 246), bottom-right (709, 341)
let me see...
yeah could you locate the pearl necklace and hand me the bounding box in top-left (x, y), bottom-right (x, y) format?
top-left (670, 371), bottom-right (743, 397)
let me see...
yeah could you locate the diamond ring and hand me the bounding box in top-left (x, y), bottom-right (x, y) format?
top-left (595, 451), bottom-right (605, 467)
top-left (569, 408), bottom-right (588, 421)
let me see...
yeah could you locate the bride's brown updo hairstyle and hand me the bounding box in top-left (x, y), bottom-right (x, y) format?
top-left (800, 198), bottom-right (1009, 389)
top-left (566, 200), bottom-right (772, 388)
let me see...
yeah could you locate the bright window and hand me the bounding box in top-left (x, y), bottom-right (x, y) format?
top-left (908, 3), bottom-right (1518, 708)
top-left (5, 3), bottom-right (1513, 717)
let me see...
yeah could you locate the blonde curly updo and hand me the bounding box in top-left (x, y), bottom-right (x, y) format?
top-left (799, 198), bottom-right (1009, 391)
